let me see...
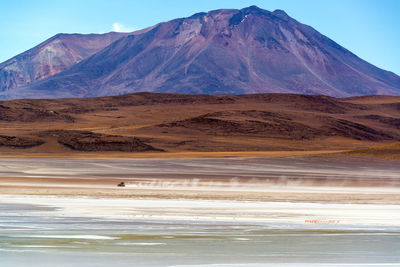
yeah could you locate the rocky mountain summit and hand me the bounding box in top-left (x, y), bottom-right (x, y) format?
top-left (1, 6), bottom-right (399, 99)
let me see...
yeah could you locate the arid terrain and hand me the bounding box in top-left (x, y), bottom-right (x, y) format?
top-left (0, 93), bottom-right (400, 159)
top-left (0, 157), bottom-right (399, 202)
top-left (1, 3), bottom-right (399, 267)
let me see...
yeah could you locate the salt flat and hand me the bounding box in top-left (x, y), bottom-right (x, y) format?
top-left (0, 157), bottom-right (399, 266)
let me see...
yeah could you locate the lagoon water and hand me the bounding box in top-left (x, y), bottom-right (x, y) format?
top-left (1, 201), bottom-right (400, 267)
top-left (1, 157), bottom-right (400, 266)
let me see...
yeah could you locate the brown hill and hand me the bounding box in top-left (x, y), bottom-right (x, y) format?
top-left (348, 142), bottom-right (400, 160)
top-left (1, 93), bottom-right (400, 155)
top-left (37, 130), bottom-right (163, 152)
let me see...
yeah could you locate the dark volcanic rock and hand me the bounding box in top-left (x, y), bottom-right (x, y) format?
top-left (38, 130), bottom-right (163, 152)
top-left (0, 103), bottom-right (75, 122)
top-left (160, 111), bottom-right (321, 140)
top-left (1, 6), bottom-right (399, 99)
top-left (0, 135), bottom-right (44, 148)
top-left (327, 119), bottom-right (396, 141)
top-left (158, 107), bottom-right (399, 142)
top-left (356, 114), bottom-right (400, 129)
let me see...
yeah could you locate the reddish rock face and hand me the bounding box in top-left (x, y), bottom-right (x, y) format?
top-left (0, 32), bottom-right (130, 93)
top-left (1, 6), bottom-right (399, 99)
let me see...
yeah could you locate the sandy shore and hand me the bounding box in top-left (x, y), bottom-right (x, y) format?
top-left (0, 150), bottom-right (351, 159)
top-left (0, 157), bottom-right (399, 224)
top-left (1, 176), bottom-right (400, 204)
top-left (0, 157), bottom-right (399, 204)
top-left (0, 157), bottom-right (399, 226)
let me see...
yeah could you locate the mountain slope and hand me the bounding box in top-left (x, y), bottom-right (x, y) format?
top-left (2, 6), bottom-right (400, 99)
top-left (0, 32), bottom-right (130, 93)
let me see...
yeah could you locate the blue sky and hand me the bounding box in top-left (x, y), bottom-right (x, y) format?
top-left (1, 0), bottom-right (399, 75)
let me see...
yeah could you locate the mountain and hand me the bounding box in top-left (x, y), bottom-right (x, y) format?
top-left (1, 6), bottom-right (399, 99)
top-left (0, 32), bottom-right (130, 93)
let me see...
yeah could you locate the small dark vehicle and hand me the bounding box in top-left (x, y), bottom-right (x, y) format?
top-left (117, 181), bottom-right (125, 187)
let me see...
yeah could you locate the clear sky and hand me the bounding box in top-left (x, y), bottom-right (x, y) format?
top-left (1, 0), bottom-right (399, 75)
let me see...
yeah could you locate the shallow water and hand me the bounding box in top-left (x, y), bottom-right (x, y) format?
top-left (1, 202), bottom-right (400, 267)
top-left (1, 157), bottom-right (399, 266)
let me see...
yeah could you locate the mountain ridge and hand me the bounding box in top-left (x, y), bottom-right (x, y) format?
top-left (0, 32), bottom-right (132, 94)
top-left (1, 5), bottom-right (399, 99)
